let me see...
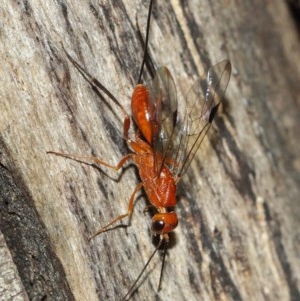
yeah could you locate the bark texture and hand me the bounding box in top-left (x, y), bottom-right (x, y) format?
top-left (0, 1), bottom-right (300, 301)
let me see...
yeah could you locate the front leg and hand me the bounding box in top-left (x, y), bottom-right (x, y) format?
top-left (89, 182), bottom-right (144, 240)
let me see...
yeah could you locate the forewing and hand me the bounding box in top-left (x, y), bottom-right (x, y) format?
top-left (149, 67), bottom-right (178, 175)
top-left (171, 60), bottom-right (232, 178)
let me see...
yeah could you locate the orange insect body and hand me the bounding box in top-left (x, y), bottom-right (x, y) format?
top-left (130, 84), bottom-right (178, 234)
top-left (131, 85), bottom-right (153, 144)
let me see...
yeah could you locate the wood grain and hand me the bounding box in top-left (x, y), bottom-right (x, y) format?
top-left (1, 1), bottom-right (300, 301)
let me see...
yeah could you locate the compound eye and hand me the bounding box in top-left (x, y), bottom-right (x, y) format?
top-left (152, 220), bottom-right (165, 234)
top-left (151, 212), bottom-right (178, 234)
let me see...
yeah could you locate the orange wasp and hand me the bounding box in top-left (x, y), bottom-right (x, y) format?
top-left (48, 0), bottom-right (231, 299)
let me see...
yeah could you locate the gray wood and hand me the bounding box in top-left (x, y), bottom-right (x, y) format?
top-left (0, 231), bottom-right (29, 301)
top-left (1, 0), bottom-right (299, 301)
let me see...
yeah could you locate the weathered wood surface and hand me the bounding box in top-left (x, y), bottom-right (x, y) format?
top-left (1, 1), bottom-right (300, 301)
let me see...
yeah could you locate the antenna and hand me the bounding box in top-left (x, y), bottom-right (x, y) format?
top-left (122, 237), bottom-right (164, 301)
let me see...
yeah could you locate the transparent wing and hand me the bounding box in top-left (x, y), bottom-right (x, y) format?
top-left (168, 60), bottom-right (232, 178)
top-left (148, 67), bottom-right (178, 176)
